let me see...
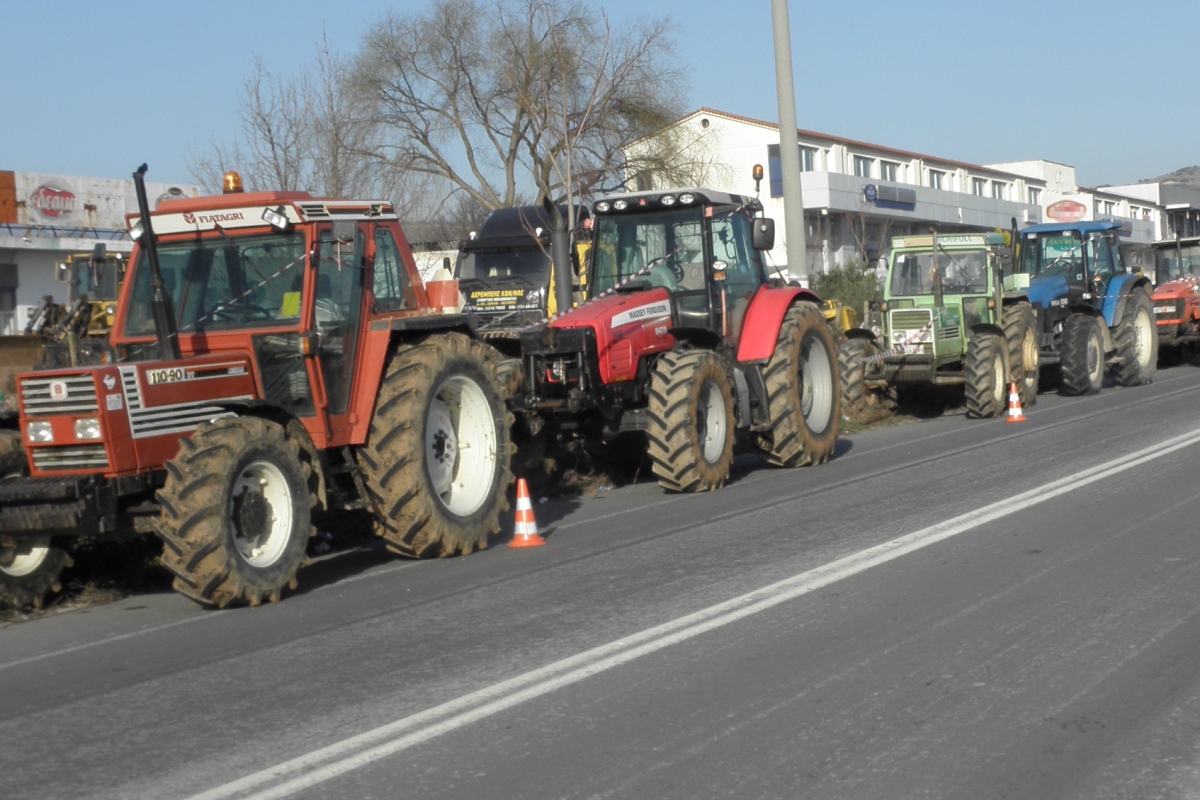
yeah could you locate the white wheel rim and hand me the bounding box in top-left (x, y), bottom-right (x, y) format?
top-left (0, 537), bottom-right (50, 577)
top-left (230, 460), bottom-right (293, 568)
top-left (698, 379), bottom-right (728, 464)
top-left (426, 374), bottom-right (496, 516)
top-left (991, 349), bottom-right (1005, 405)
top-left (1023, 328), bottom-right (1039, 391)
top-left (1135, 308), bottom-right (1154, 367)
top-left (800, 334), bottom-right (834, 433)
top-left (1087, 326), bottom-right (1103, 382)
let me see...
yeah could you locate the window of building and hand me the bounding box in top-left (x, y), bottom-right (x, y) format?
top-left (928, 170), bottom-right (944, 190)
top-left (992, 181), bottom-right (1007, 200)
top-left (972, 178), bottom-right (987, 196)
top-left (1028, 187), bottom-right (1041, 205)
top-left (854, 156), bottom-right (873, 178)
top-left (800, 146), bottom-right (816, 172)
top-left (880, 161), bottom-right (898, 182)
top-left (1103, 201), bottom-right (1114, 215)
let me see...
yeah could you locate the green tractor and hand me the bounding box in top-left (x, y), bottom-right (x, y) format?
top-left (839, 231), bottom-right (1039, 419)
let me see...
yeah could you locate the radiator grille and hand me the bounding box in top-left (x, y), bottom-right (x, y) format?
top-left (20, 374), bottom-right (98, 417)
top-left (31, 445), bottom-right (109, 471)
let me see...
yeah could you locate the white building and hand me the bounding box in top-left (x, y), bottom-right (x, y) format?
top-left (631, 108), bottom-right (1183, 278)
top-left (0, 170), bottom-right (200, 333)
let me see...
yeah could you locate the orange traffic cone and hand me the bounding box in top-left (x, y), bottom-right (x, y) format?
top-left (508, 478), bottom-right (546, 548)
top-left (1004, 382), bottom-right (1027, 423)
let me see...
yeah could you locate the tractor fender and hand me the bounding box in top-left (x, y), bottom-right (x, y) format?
top-left (1106, 274), bottom-right (1151, 329)
top-left (203, 400), bottom-right (330, 512)
top-left (968, 322), bottom-right (1005, 340)
top-left (736, 285), bottom-right (822, 362)
top-left (843, 327), bottom-right (878, 344)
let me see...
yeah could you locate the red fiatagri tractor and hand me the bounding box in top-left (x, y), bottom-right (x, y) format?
top-left (517, 183), bottom-right (839, 491)
top-left (0, 167), bottom-right (512, 609)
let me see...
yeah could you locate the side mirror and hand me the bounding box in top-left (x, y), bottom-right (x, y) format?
top-left (752, 217), bottom-right (775, 251)
top-left (55, 262), bottom-right (71, 283)
top-left (330, 221), bottom-right (358, 256)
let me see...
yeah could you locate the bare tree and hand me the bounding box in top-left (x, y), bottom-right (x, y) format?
top-left (353, 0), bottom-right (684, 214)
top-left (188, 34), bottom-right (432, 219)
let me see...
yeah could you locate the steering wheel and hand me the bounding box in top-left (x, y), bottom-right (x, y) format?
top-left (210, 301), bottom-right (273, 323)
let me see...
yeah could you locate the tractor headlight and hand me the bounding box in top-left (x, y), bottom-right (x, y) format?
top-left (129, 219), bottom-right (145, 240)
top-left (660, 194), bottom-right (676, 206)
top-left (261, 205), bottom-right (291, 231)
top-left (75, 418), bottom-right (102, 440)
top-left (594, 201), bottom-right (610, 212)
top-left (613, 200), bottom-right (628, 211)
top-left (27, 421), bottom-right (53, 443)
top-left (679, 193), bottom-right (695, 205)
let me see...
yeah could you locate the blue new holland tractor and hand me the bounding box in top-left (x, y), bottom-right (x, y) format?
top-left (1015, 220), bottom-right (1156, 395)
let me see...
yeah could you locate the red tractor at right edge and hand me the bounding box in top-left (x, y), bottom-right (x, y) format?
top-left (1151, 235), bottom-right (1200, 365)
top-left (516, 180), bottom-right (839, 492)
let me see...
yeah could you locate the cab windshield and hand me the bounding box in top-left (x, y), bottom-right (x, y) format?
top-left (1155, 242), bottom-right (1200, 282)
top-left (76, 257), bottom-right (120, 300)
top-left (1018, 232), bottom-right (1083, 278)
top-left (890, 250), bottom-right (988, 296)
top-left (124, 232), bottom-right (307, 337)
top-left (591, 209), bottom-right (705, 295)
top-left (456, 249), bottom-right (549, 284)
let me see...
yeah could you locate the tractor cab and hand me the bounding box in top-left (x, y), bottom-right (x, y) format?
top-left (587, 188), bottom-right (774, 349)
top-left (56, 246), bottom-right (126, 337)
top-left (1017, 221), bottom-right (1125, 319)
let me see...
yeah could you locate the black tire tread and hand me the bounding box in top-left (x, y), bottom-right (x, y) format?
top-left (1111, 288), bottom-right (1158, 387)
top-left (0, 431), bottom-right (73, 610)
top-left (964, 333), bottom-right (1006, 419)
top-left (1002, 301), bottom-right (1038, 408)
top-left (357, 333), bottom-right (513, 558)
top-left (154, 417), bottom-right (312, 608)
top-left (838, 337), bottom-right (876, 421)
top-left (754, 302), bottom-right (840, 467)
top-left (1060, 314), bottom-right (1103, 396)
top-left (645, 350), bottom-right (735, 492)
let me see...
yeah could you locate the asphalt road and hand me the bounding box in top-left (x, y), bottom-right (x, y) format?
top-left (5, 364), bottom-right (1200, 799)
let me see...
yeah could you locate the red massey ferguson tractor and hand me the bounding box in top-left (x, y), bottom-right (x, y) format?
top-left (516, 186), bottom-right (840, 491)
top-left (0, 167), bottom-right (512, 609)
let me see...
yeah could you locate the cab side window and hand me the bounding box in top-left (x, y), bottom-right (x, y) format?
top-left (373, 227), bottom-right (412, 311)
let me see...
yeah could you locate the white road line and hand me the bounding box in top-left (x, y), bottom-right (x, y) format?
top-left (186, 426), bottom-right (1200, 800)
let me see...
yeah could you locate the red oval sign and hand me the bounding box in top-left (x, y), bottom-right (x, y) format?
top-left (1045, 199), bottom-right (1087, 223)
top-left (29, 185), bottom-right (77, 218)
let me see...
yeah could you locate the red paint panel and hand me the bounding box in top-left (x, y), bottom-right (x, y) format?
top-left (735, 286), bottom-right (823, 362)
top-left (552, 289), bottom-right (675, 384)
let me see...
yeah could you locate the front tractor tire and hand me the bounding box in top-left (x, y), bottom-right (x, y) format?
top-left (358, 334), bottom-right (513, 558)
top-left (964, 333), bottom-right (1007, 419)
top-left (646, 350), bottom-right (736, 492)
top-left (155, 418), bottom-right (313, 608)
top-left (754, 302), bottom-right (839, 467)
top-left (1059, 314), bottom-right (1105, 396)
top-left (1111, 288), bottom-right (1157, 387)
top-left (838, 336), bottom-right (879, 422)
top-left (1003, 301), bottom-right (1039, 408)
top-left (0, 432), bottom-right (73, 610)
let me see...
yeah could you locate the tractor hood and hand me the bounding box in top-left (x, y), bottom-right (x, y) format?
top-left (546, 287), bottom-right (675, 384)
top-left (1028, 275), bottom-right (1069, 309)
top-left (550, 287), bottom-right (673, 332)
top-left (1152, 276), bottom-right (1200, 301)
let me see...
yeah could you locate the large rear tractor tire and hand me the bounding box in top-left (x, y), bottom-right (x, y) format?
top-left (155, 417), bottom-right (314, 608)
top-left (754, 302), bottom-right (839, 467)
top-left (1059, 314), bottom-right (1105, 396)
top-left (1003, 301), bottom-right (1039, 408)
top-left (358, 333), bottom-right (513, 558)
top-left (1110, 288), bottom-right (1158, 386)
top-left (964, 333), bottom-right (1007, 419)
top-left (0, 432), bottom-right (73, 610)
top-left (838, 337), bottom-right (879, 422)
top-left (646, 350), bottom-right (735, 492)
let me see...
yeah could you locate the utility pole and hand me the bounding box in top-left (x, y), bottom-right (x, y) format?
top-left (771, 0), bottom-right (807, 284)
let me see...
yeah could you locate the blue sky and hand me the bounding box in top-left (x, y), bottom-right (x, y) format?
top-left (2, 0), bottom-right (1193, 190)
